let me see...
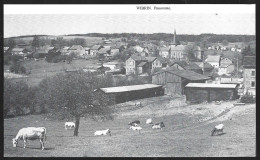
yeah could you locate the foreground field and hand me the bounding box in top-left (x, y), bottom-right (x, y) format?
top-left (4, 96), bottom-right (255, 157)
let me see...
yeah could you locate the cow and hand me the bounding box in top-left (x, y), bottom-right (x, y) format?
top-left (94, 129), bottom-right (111, 136)
top-left (12, 127), bottom-right (47, 150)
top-left (129, 126), bottom-right (142, 134)
top-left (65, 122), bottom-right (75, 130)
top-left (146, 118), bottom-right (152, 124)
top-left (128, 120), bottom-right (140, 126)
top-left (152, 122), bottom-right (165, 130)
top-left (211, 124), bottom-right (224, 136)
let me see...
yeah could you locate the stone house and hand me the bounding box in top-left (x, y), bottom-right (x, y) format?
top-left (243, 56), bottom-right (256, 96)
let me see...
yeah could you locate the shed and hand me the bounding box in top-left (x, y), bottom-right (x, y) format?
top-left (94, 84), bottom-right (163, 105)
top-left (185, 83), bottom-right (239, 103)
top-left (152, 69), bottom-right (210, 96)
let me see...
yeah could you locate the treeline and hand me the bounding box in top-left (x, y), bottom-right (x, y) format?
top-left (68, 33), bottom-right (255, 43)
top-left (4, 72), bottom-right (150, 118)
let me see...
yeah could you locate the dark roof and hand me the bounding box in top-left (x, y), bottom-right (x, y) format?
top-left (146, 57), bottom-right (157, 63)
top-left (157, 57), bottom-right (168, 64)
top-left (91, 45), bottom-right (103, 50)
top-left (130, 55), bottom-right (147, 61)
top-left (184, 62), bottom-right (201, 70)
top-left (169, 60), bottom-right (188, 68)
top-left (194, 62), bottom-right (213, 69)
top-left (243, 56), bottom-right (255, 68)
top-left (98, 47), bottom-right (111, 54)
top-left (153, 69), bottom-right (210, 81)
top-left (137, 62), bottom-right (147, 67)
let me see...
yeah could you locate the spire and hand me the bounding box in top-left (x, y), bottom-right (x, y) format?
top-left (173, 29), bottom-right (176, 45)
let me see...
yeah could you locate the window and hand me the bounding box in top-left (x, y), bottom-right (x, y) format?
top-left (251, 81), bottom-right (255, 88)
top-left (251, 70), bottom-right (255, 77)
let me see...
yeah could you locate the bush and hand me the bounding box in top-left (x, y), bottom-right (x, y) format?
top-left (240, 94), bottom-right (255, 103)
top-left (9, 62), bottom-right (26, 74)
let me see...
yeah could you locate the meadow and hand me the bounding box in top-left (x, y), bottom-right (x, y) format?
top-left (4, 96), bottom-right (256, 157)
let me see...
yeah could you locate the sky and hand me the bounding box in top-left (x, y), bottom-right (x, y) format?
top-left (4, 5), bottom-right (255, 38)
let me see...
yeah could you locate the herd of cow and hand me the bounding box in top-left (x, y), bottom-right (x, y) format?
top-left (11, 118), bottom-right (224, 150)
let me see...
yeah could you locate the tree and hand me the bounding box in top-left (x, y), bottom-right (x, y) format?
top-left (7, 38), bottom-right (16, 48)
top-left (32, 36), bottom-right (40, 49)
top-left (4, 79), bottom-right (31, 117)
top-left (222, 39), bottom-right (229, 46)
top-left (37, 72), bottom-right (114, 136)
top-left (185, 45), bottom-right (199, 62)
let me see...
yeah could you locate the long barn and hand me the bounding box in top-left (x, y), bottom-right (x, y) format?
top-left (152, 68), bottom-right (210, 96)
top-left (185, 83), bottom-right (239, 103)
top-left (94, 84), bottom-right (163, 105)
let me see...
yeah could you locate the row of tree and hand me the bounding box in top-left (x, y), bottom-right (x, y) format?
top-left (4, 71), bottom-right (150, 136)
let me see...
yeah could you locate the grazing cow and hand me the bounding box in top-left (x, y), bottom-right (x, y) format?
top-left (211, 124), bottom-right (224, 136)
top-left (135, 102), bottom-right (142, 107)
top-left (94, 129), bottom-right (111, 136)
top-left (129, 126), bottom-right (142, 134)
top-left (65, 122), bottom-right (75, 130)
top-left (128, 120), bottom-right (140, 126)
top-left (12, 127), bottom-right (47, 150)
top-left (146, 118), bottom-right (152, 124)
top-left (152, 122), bottom-right (165, 130)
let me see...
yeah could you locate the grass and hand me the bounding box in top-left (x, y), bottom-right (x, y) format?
top-left (4, 58), bottom-right (99, 87)
top-left (4, 96), bottom-right (256, 157)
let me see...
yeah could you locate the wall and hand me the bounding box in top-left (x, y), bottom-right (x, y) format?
top-left (243, 68), bottom-right (256, 96)
top-left (126, 58), bottom-right (135, 75)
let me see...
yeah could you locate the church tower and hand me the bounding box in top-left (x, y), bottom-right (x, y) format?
top-left (170, 29), bottom-right (177, 48)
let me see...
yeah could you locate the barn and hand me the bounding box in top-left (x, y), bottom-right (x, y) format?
top-left (152, 69), bottom-right (210, 96)
top-left (185, 83), bottom-right (239, 103)
top-left (94, 84), bottom-right (163, 105)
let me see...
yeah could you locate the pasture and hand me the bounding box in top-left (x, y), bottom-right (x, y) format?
top-left (4, 59), bottom-right (99, 86)
top-left (4, 96), bottom-right (256, 157)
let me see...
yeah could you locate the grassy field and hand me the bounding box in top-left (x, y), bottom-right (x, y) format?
top-left (4, 96), bottom-right (256, 157)
top-left (4, 58), bottom-right (99, 87)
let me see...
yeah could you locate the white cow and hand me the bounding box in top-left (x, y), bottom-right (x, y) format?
top-left (129, 126), bottom-right (142, 134)
top-left (152, 122), bottom-right (165, 130)
top-left (12, 127), bottom-right (47, 150)
top-left (94, 129), bottom-right (111, 136)
top-left (211, 124), bottom-right (224, 136)
top-left (65, 122), bottom-right (75, 130)
top-left (146, 118), bottom-right (152, 124)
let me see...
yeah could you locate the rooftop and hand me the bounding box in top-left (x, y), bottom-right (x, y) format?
top-left (69, 45), bottom-right (83, 50)
top-left (12, 48), bottom-right (25, 52)
top-left (137, 61), bottom-right (147, 67)
top-left (185, 83), bottom-right (237, 89)
top-left (91, 45), bottom-right (103, 50)
top-left (205, 55), bottom-right (220, 62)
top-left (99, 84), bottom-right (162, 93)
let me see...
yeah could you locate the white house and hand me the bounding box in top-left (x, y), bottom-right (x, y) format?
top-left (205, 55), bottom-right (220, 68)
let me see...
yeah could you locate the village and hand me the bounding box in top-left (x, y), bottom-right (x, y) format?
top-left (4, 30), bottom-right (256, 104)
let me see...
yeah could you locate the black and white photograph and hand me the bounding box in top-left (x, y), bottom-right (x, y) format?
top-left (3, 4), bottom-right (256, 157)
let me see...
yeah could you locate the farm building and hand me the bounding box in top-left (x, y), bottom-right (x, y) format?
top-left (152, 69), bottom-right (210, 96)
top-left (185, 83), bottom-right (239, 103)
top-left (94, 84), bottom-right (163, 105)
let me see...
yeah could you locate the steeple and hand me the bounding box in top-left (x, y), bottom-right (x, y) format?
top-left (173, 29), bottom-right (176, 45)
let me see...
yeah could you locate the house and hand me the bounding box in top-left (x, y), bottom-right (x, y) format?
top-left (194, 62), bottom-right (214, 76)
top-left (169, 45), bottom-right (187, 60)
top-left (110, 48), bottom-right (120, 57)
top-left (103, 39), bottom-right (112, 44)
top-left (60, 46), bottom-right (70, 55)
top-left (168, 60), bottom-right (202, 74)
top-left (205, 55), bottom-right (221, 68)
top-left (152, 68), bottom-right (210, 96)
top-left (218, 64), bottom-right (235, 76)
top-left (125, 55), bottom-right (147, 75)
top-left (140, 52), bottom-right (148, 57)
top-left (90, 45), bottom-right (104, 56)
top-left (220, 57), bottom-right (233, 66)
top-left (133, 45), bottom-right (144, 53)
top-left (68, 45), bottom-right (85, 58)
top-left (94, 84), bottom-right (163, 105)
top-left (4, 47), bottom-right (10, 54)
top-left (103, 61), bottom-right (122, 70)
top-left (11, 48), bottom-right (26, 56)
top-left (84, 47), bottom-right (90, 56)
top-left (243, 56), bottom-right (256, 96)
top-left (185, 83), bottom-right (239, 103)
top-left (97, 46), bottom-right (111, 59)
top-left (152, 57), bottom-right (167, 71)
top-left (159, 46), bottom-right (170, 58)
top-left (220, 77), bottom-right (244, 96)
top-left (36, 46), bottom-right (55, 58)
